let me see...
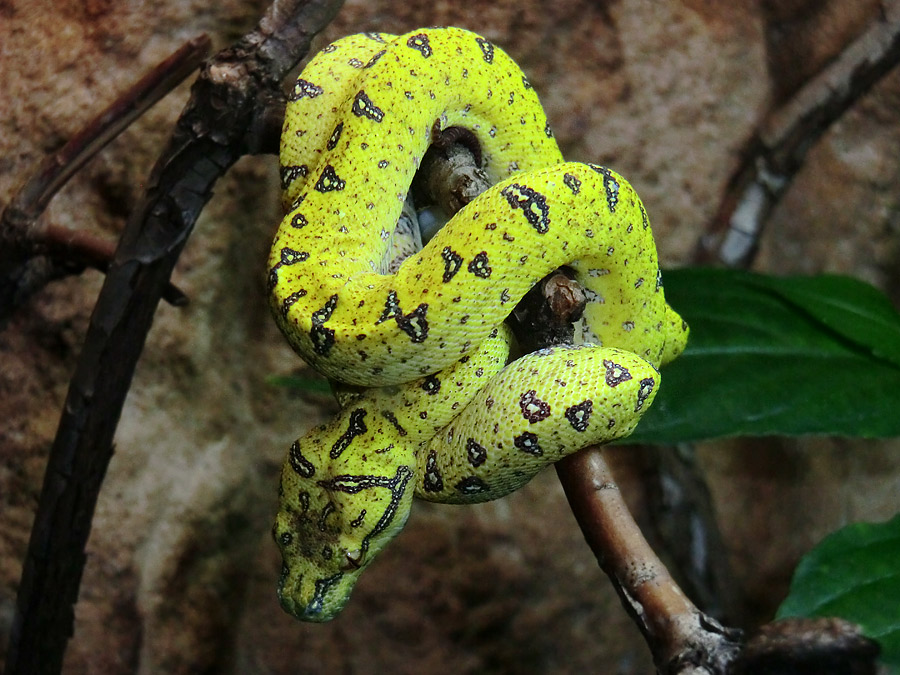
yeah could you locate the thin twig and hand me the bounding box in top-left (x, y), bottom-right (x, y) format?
top-left (0, 36), bottom-right (211, 316)
top-left (697, 0), bottom-right (900, 267)
top-left (3, 1), bottom-right (344, 673)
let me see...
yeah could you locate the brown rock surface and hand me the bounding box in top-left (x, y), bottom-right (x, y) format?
top-left (2, 1), bottom-right (899, 672)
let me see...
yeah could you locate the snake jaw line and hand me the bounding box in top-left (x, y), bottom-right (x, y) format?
top-left (269, 27), bottom-right (689, 622)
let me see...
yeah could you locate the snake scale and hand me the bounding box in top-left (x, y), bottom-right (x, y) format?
top-left (267, 27), bottom-right (688, 621)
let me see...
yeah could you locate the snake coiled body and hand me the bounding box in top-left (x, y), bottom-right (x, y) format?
top-left (268, 27), bottom-right (688, 621)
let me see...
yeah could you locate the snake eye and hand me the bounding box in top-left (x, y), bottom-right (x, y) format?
top-left (341, 549), bottom-right (364, 571)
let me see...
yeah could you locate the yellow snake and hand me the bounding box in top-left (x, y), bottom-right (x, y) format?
top-left (268, 27), bottom-right (688, 621)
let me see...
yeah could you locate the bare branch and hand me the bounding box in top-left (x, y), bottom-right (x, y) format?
top-left (0, 36), bottom-right (210, 317)
top-left (697, 0), bottom-right (900, 267)
top-left (4, 1), bottom-right (344, 672)
top-left (556, 450), bottom-right (742, 674)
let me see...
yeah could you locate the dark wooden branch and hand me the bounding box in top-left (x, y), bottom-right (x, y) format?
top-left (730, 617), bottom-right (880, 675)
top-left (697, 0), bottom-right (900, 267)
top-left (0, 36), bottom-right (211, 317)
top-left (3, 1), bottom-right (343, 673)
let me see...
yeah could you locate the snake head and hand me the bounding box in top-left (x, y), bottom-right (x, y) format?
top-left (273, 444), bottom-right (415, 621)
top-left (272, 502), bottom-right (369, 622)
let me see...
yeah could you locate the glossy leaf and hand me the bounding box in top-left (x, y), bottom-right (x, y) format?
top-left (777, 513), bottom-right (900, 670)
top-left (628, 268), bottom-right (900, 443)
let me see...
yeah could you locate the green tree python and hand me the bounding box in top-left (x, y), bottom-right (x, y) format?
top-left (267, 27), bottom-right (688, 621)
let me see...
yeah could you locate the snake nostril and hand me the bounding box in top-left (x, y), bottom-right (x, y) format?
top-left (342, 550), bottom-right (363, 570)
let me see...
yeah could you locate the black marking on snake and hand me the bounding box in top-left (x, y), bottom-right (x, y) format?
top-left (588, 164), bottom-right (620, 213)
top-left (327, 122), bottom-right (343, 150)
top-left (544, 122), bottom-right (554, 138)
top-left (305, 572), bottom-right (344, 616)
top-left (565, 400), bottom-right (594, 432)
top-left (407, 33), bottom-right (432, 57)
top-left (467, 251), bottom-right (492, 278)
top-left (635, 377), bottom-right (656, 412)
top-left (280, 247), bottom-right (309, 265)
top-left (298, 491), bottom-right (310, 514)
top-left (640, 203), bottom-right (650, 229)
top-left (376, 290), bottom-right (401, 323)
top-left (423, 449), bottom-right (443, 492)
top-left (318, 502), bottom-right (336, 531)
top-left (363, 49), bottom-right (386, 68)
top-left (290, 211), bottom-right (308, 228)
top-left (381, 410), bottom-right (407, 437)
top-left (352, 90), bottom-right (385, 122)
top-left (456, 475), bottom-right (489, 496)
top-left (350, 510), bottom-right (366, 528)
top-left (466, 438), bottom-right (487, 467)
top-left (500, 183), bottom-right (550, 233)
top-left (280, 165), bottom-right (308, 189)
top-left (310, 325), bottom-right (335, 356)
top-left (563, 173), bottom-right (581, 194)
top-left (330, 408), bottom-right (368, 459)
top-left (519, 390), bottom-right (551, 423)
top-left (279, 531), bottom-right (293, 546)
top-left (475, 36), bottom-right (494, 63)
top-left (514, 431), bottom-right (543, 456)
top-left (375, 291), bottom-right (429, 343)
top-left (281, 289), bottom-right (307, 318)
top-left (311, 293), bottom-right (337, 326)
top-left (363, 32), bottom-right (387, 43)
top-left (421, 374), bottom-right (441, 395)
top-left (319, 466), bottom-right (413, 558)
top-left (289, 78), bottom-right (323, 102)
top-left (603, 359), bottom-right (633, 387)
top-left (656, 268), bottom-right (664, 290)
top-left (315, 164), bottom-right (346, 192)
top-left (441, 246), bottom-right (463, 282)
top-left (522, 75), bottom-right (533, 89)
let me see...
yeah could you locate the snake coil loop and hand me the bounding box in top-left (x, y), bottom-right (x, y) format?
top-left (268, 27), bottom-right (688, 621)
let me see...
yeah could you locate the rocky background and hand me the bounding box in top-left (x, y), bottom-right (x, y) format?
top-left (2, 0), bottom-right (899, 672)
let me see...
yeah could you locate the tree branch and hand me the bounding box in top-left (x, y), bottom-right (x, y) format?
top-left (556, 450), bottom-right (742, 674)
top-left (696, 0), bottom-right (900, 267)
top-left (4, 1), bottom-right (344, 672)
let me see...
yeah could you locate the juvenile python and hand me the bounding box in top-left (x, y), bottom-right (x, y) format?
top-left (268, 27), bottom-right (688, 621)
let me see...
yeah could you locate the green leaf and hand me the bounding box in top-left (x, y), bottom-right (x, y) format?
top-left (628, 268), bottom-right (900, 443)
top-left (749, 274), bottom-right (900, 369)
top-left (777, 513), bottom-right (900, 670)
